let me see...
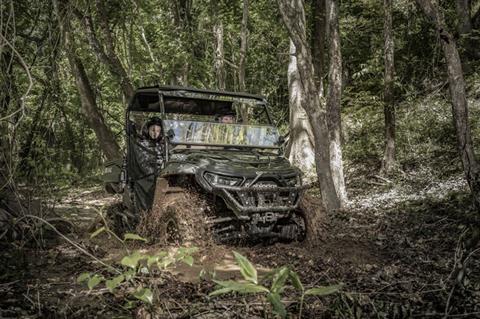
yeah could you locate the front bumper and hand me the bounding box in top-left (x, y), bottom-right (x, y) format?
top-left (211, 183), bottom-right (308, 215)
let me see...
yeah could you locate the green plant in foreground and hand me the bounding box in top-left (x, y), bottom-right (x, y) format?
top-left (77, 229), bottom-right (197, 306)
top-left (210, 251), bottom-right (342, 318)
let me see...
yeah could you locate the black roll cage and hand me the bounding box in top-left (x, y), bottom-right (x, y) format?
top-left (125, 86), bottom-right (279, 162)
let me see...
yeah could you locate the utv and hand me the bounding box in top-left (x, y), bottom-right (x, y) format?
top-left (104, 86), bottom-right (309, 242)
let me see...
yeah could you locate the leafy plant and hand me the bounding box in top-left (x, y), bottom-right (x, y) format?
top-left (209, 251), bottom-right (342, 318)
top-left (77, 243), bottom-right (198, 305)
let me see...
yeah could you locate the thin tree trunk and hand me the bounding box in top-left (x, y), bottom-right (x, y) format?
top-left (416, 0), bottom-right (480, 207)
top-left (238, 0), bottom-right (249, 122)
top-left (311, 0), bottom-right (326, 97)
top-left (74, 4), bottom-right (135, 101)
top-left (455, 0), bottom-right (472, 35)
top-left (381, 0), bottom-right (396, 174)
top-left (67, 54), bottom-right (122, 161)
top-left (277, 0), bottom-right (340, 211)
top-left (326, 0), bottom-right (347, 206)
top-left (286, 41), bottom-right (316, 180)
top-left (214, 21), bottom-right (226, 90)
top-left (54, 0), bottom-right (121, 161)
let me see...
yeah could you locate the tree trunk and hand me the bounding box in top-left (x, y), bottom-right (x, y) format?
top-left (67, 53), bottom-right (122, 161)
top-left (416, 0), bottom-right (480, 207)
top-left (381, 0), bottom-right (396, 174)
top-left (214, 20), bottom-right (226, 90)
top-left (286, 41), bottom-right (316, 180)
top-left (238, 0), bottom-right (249, 122)
top-left (311, 0), bottom-right (326, 97)
top-left (326, 0), bottom-right (347, 206)
top-left (54, 0), bottom-right (121, 162)
top-left (277, 0), bottom-right (340, 212)
top-left (74, 3), bottom-right (135, 101)
top-left (0, 49), bottom-right (23, 217)
top-left (455, 0), bottom-right (472, 35)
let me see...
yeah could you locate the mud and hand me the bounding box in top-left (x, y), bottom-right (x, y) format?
top-left (1, 185), bottom-right (479, 318)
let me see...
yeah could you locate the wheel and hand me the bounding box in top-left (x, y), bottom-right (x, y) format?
top-left (138, 191), bottom-right (211, 244)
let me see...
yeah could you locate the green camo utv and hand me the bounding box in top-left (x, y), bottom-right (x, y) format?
top-left (103, 86), bottom-right (309, 242)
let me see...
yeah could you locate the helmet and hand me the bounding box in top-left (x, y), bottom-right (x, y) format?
top-left (143, 117), bottom-right (163, 141)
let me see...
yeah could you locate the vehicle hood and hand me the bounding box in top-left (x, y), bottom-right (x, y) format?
top-left (161, 149), bottom-right (300, 178)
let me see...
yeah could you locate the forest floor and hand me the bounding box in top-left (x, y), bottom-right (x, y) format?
top-left (1, 172), bottom-right (479, 318)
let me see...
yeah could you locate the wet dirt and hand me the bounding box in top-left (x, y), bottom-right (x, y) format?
top-left (1, 185), bottom-right (479, 318)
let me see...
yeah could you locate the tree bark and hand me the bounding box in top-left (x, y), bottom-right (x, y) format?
top-left (455, 0), bottom-right (472, 35)
top-left (54, 0), bottom-right (121, 161)
top-left (416, 0), bottom-right (480, 207)
top-left (214, 20), bottom-right (226, 91)
top-left (381, 0), bottom-right (396, 174)
top-left (74, 2), bottom-right (135, 101)
top-left (311, 0), bottom-right (326, 97)
top-left (238, 0), bottom-right (249, 122)
top-left (67, 54), bottom-right (122, 161)
top-left (285, 41), bottom-right (316, 180)
top-left (325, 0), bottom-right (347, 205)
top-left (238, 0), bottom-right (249, 92)
top-left (277, 0), bottom-right (340, 211)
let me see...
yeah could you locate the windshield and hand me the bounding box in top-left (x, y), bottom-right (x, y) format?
top-left (164, 120), bottom-right (280, 148)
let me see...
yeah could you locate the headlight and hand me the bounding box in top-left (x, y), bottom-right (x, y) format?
top-left (204, 172), bottom-right (242, 186)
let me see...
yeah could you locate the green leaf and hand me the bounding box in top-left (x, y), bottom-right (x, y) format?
top-left (210, 280), bottom-right (269, 296)
top-left (271, 266), bottom-right (290, 294)
top-left (120, 251), bottom-right (144, 269)
top-left (105, 274), bottom-right (124, 293)
top-left (133, 288), bottom-right (153, 304)
top-left (209, 287), bottom-right (235, 296)
top-left (124, 269), bottom-right (136, 281)
top-left (180, 255), bottom-right (194, 267)
top-left (77, 272), bottom-right (91, 283)
top-left (233, 251), bottom-right (257, 284)
top-left (305, 284), bottom-right (343, 296)
top-left (267, 293), bottom-right (287, 319)
top-left (87, 274), bottom-right (103, 290)
top-left (90, 227), bottom-right (106, 239)
top-left (289, 271), bottom-right (304, 292)
top-left (124, 233), bottom-right (148, 242)
top-left (157, 256), bottom-right (175, 269)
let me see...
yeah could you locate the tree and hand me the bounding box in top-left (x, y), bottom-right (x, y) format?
top-left (285, 40), bottom-right (316, 179)
top-left (54, 0), bottom-right (121, 161)
top-left (415, 0), bottom-right (480, 207)
top-left (455, 0), bottom-right (472, 35)
top-left (311, 0), bottom-right (326, 96)
top-left (74, 0), bottom-right (135, 101)
top-left (381, 0), bottom-right (396, 174)
top-left (213, 20), bottom-right (226, 90)
top-left (325, 0), bottom-right (347, 205)
top-left (277, 0), bottom-right (340, 211)
top-left (238, 0), bottom-right (250, 122)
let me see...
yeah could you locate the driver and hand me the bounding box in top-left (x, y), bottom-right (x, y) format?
top-left (218, 112), bottom-right (236, 124)
top-left (141, 116), bottom-right (164, 172)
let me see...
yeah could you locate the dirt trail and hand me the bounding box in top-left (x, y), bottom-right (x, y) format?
top-left (1, 182), bottom-right (479, 318)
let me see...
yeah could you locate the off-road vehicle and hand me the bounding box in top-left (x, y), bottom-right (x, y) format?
top-left (104, 86), bottom-right (310, 242)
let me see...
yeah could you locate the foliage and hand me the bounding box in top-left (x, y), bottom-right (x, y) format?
top-left (210, 251), bottom-right (342, 318)
top-left (77, 238), bottom-right (198, 306)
